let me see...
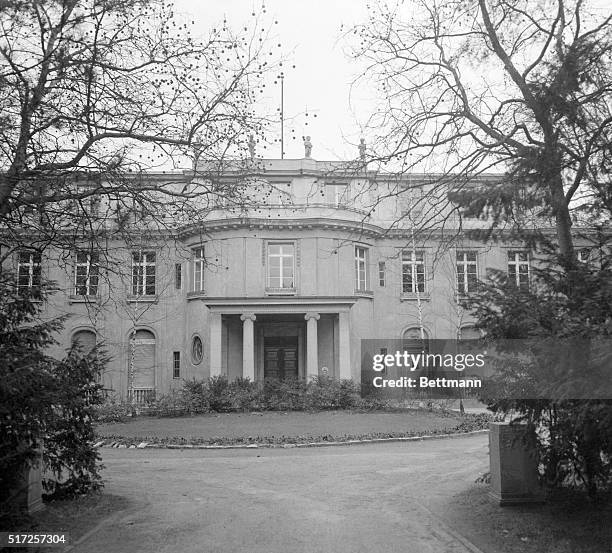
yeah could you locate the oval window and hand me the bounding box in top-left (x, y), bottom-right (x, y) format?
top-left (191, 335), bottom-right (203, 365)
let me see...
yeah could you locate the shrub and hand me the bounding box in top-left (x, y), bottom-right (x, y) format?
top-left (0, 275), bottom-right (107, 525)
top-left (181, 378), bottom-right (209, 414)
top-left (465, 253), bottom-right (612, 499)
top-left (150, 389), bottom-right (190, 417)
top-left (93, 401), bottom-right (132, 424)
top-left (206, 375), bottom-right (232, 412)
top-left (227, 378), bottom-right (260, 411)
top-left (43, 346), bottom-right (108, 499)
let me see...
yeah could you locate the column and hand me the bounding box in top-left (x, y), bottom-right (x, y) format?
top-left (338, 311), bottom-right (351, 380)
top-left (304, 312), bottom-right (320, 377)
top-left (209, 312), bottom-right (222, 377)
top-left (240, 313), bottom-right (256, 381)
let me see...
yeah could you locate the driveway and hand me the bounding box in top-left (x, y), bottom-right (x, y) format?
top-left (69, 434), bottom-right (490, 553)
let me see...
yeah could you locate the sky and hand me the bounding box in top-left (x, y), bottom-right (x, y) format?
top-left (175, 0), bottom-right (371, 161)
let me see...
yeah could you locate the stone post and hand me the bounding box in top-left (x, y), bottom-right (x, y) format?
top-left (489, 422), bottom-right (544, 505)
top-left (14, 446), bottom-right (44, 514)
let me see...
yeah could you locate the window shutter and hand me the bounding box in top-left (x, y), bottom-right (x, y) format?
top-left (133, 330), bottom-right (155, 388)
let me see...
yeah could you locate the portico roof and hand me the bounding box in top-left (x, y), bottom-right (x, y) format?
top-left (194, 295), bottom-right (357, 313)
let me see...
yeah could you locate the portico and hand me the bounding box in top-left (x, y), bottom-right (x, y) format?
top-left (204, 297), bottom-right (356, 381)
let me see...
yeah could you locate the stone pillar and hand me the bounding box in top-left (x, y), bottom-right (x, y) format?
top-left (338, 311), bottom-right (351, 380)
top-left (14, 446), bottom-right (44, 514)
top-left (489, 422), bottom-right (543, 505)
top-left (240, 313), bottom-right (256, 381)
top-left (304, 312), bottom-right (320, 377)
top-left (209, 312), bottom-right (222, 377)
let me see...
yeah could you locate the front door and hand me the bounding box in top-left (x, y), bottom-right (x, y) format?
top-left (264, 336), bottom-right (298, 380)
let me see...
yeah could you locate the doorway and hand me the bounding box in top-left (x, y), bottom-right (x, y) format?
top-left (264, 336), bottom-right (299, 380)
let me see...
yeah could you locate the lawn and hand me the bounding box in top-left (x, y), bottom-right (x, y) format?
top-left (439, 484), bottom-right (612, 553)
top-left (95, 409), bottom-right (488, 446)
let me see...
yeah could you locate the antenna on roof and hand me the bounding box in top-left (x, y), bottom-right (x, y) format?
top-left (280, 72), bottom-right (284, 159)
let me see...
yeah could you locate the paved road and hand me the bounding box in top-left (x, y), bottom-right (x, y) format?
top-left (71, 435), bottom-right (490, 553)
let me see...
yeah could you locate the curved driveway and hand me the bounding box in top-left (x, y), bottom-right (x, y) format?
top-left (70, 434), bottom-right (490, 553)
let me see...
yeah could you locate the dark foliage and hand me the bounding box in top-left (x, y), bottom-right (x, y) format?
top-left (0, 275), bottom-right (107, 526)
top-left (43, 346), bottom-right (109, 498)
top-left (464, 252), bottom-right (612, 499)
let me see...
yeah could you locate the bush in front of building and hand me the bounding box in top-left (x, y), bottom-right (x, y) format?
top-left (95, 374), bottom-right (366, 419)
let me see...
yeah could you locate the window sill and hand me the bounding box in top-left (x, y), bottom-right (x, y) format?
top-left (187, 290), bottom-right (207, 300)
top-left (265, 288), bottom-right (297, 296)
top-left (126, 295), bottom-right (158, 303)
top-left (400, 293), bottom-right (430, 301)
top-left (68, 295), bottom-right (101, 304)
top-left (354, 289), bottom-right (374, 298)
top-left (455, 292), bottom-right (477, 303)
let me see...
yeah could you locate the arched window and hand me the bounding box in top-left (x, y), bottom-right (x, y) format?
top-left (402, 327), bottom-right (431, 375)
top-left (71, 329), bottom-right (96, 355)
top-left (458, 326), bottom-right (481, 341)
top-left (130, 330), bottom-right (155, 393)
top-left (402, 327), bottom-right (430, 354)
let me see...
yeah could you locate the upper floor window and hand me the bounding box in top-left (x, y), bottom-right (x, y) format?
top-left (75, 252), bottom-right (99, 296)
top-left (18, 251), bottom-right (41, 292)
top-left (355, 246), bottom-right (368, 291)
top-left (401, 250), bottom-right (425, 294)
top-left (132, 251), bottom-right (156, 296)
top-left (193, 247), bottom-right (205, 292)
top-left (175, 263), bottom-right (182, 290)
top-left (507, 250), bottom-right (530, 290)
top-left (456, 251), bottom-right (477, 295)
top-left (267, 242), bottom-right (295, 292)
top-left (325, 184), bottom-right (349, 207)
top-left (378, 261), bottom-right (386, 287)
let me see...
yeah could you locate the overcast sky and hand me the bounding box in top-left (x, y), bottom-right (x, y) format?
top-left (175, 0), bottom-right (371, 161)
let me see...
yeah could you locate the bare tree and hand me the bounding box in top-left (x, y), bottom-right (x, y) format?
top-left (350, 0), bottom-right (612, 259)
top-left (0, 0), bottom-right (281, 260)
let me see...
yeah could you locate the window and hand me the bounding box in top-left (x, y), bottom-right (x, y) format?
top-left (378, 261), bottom-right (386, 287)
top-left (130, 329), bottom-right (155, 400)
top-left (456, 251), bottom-right (477, 295)
top-left (325, 184), bottom-right (348, 206)
top-left (175, 263), bottom-right (182, 290)
top-left (74, 252), bottom-right (99, 296)
top-left (267, 242), bottom-right (295, 291)
top-left (379, 348), bottom-right (388, 375)
top-left (17, 251), bottom-right (41, 292)
top-left (355, 246), bottom-right (368, 291)
top-left (458, 326), bottom-right (481, 340)
top-left (507, 251), bottom-right (530, 290)
top-left (191, 335), bottom-right (203, 365)
top-left (402, 327), bottom-right (430, 371)
top-left (193, 247), bottom-right (205, 292)
top-left (173, 351), bottom-right (181, 379)
top-left (401, 250), bottom-right (425, 294)
top-left (72, 329), bottom-right (97, 355)
top-left (131, 251), bottom-right (156, 296)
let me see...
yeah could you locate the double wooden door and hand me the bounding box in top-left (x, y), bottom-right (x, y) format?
top-left (263, 336), bottom-right (298, 380)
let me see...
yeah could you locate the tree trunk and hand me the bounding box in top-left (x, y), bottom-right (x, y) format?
top-left (549, 172), bottom-right (575, 260)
